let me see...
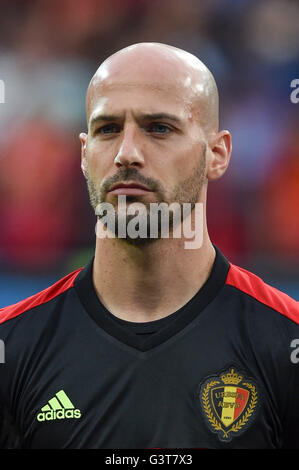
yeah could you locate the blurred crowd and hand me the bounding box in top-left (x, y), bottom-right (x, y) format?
top-left (0, 0), bottom-right (298, 284)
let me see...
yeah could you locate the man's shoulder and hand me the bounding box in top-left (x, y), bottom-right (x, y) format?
top-left (0, 266), bottom-right (83, 326)
top-left (225, 262), bottom-right (299, 325)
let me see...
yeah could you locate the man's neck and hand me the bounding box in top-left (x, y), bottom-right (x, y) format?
top-left (92, 230), bottom-right (216, 323)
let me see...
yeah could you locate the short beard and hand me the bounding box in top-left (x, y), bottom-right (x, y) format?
top-left (86, 145), bottom-right (206, 246)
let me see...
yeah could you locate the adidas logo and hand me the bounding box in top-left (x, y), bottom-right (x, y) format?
top-left (37, 390), bottom-right (81, 422)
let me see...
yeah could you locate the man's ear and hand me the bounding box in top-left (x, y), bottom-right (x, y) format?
top-left (206, 130), bottom-right (232, 181)
top-left (79, 132), bottom-right (88, 178)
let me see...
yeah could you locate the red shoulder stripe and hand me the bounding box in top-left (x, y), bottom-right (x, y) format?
top-left (0, 267), bottom-right (83, 325)
top-left (226, 264), bottom-right (299, 325)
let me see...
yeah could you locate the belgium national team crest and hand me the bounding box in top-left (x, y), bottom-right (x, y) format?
top-left (198, 367), bottom-right (259, 442)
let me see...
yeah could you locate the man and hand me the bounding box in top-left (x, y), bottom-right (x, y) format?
top-left (0, 43), bottom-right (298, 449)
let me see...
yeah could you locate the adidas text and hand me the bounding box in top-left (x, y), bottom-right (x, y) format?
top-left (37, 409), bottom-right (81, 421)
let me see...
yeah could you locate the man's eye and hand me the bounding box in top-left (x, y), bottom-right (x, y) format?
top-left (97, 124), bottom-right (120, 134)
top-left (148, 123), bottom-right (171, 134)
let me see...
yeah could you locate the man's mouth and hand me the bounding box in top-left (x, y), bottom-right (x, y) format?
top-left (108, 182), bottom-right (153, 196)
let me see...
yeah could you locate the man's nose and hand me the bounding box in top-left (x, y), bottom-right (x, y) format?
top-left (114, 126), bottom-right (145, 167)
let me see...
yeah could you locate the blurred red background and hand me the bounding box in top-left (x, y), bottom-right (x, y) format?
top-left (0, 0), bottom-right (298, 304)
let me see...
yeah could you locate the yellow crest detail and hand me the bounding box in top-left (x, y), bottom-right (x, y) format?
top-left (220, 368), bottom-right (243, 385)
top-left (199, 367), bottom-right (259, 442)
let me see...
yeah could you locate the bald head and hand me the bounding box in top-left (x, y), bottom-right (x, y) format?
top-left (86, 42), bottom-right (219, 133)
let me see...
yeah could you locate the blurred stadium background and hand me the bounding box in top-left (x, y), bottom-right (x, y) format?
top-left (0, 0), bottom-right (298, 307)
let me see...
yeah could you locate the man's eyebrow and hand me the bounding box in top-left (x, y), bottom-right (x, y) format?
top-left (89, 112), bottom-right (183, 128)
top-left (89, 114), bottom-right (123, 128)
top-left (137, 113), bottom-right (182, 123)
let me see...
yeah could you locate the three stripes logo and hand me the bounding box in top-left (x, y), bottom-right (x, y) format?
top-left (37, 390), bottom-right (81, 422)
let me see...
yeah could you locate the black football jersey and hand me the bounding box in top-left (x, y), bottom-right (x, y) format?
top-left (0, 246), bottom-right (298, 449)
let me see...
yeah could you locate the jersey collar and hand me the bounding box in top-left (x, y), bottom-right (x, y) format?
top-left (74, 245), bottom-right (230, 352)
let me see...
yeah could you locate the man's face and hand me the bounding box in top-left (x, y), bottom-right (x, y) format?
top-left (82, 66), bottom-right (208, 242)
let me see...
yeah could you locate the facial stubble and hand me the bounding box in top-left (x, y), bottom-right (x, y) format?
top-left (86, 145), bottom-right (207, 245)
